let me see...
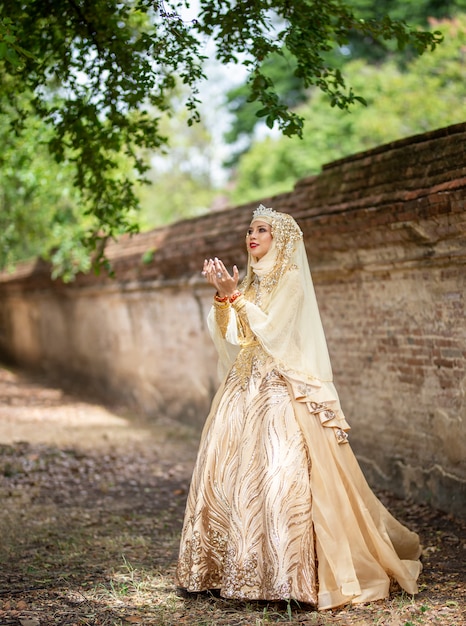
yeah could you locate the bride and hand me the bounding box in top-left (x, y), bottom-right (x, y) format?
top-left (176, 205), bottom-right (421, 610)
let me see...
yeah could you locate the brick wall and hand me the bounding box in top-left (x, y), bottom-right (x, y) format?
top-left (1, 122), bottom-right (465, 517)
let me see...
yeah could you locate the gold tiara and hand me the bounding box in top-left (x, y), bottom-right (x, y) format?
top-left (252, 204), bottom-right (276, 220)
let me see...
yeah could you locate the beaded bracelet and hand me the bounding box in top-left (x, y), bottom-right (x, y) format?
top-left (214, 293), bottom-right (229, 303)
top-left (229, 290), bottom-right (242, 304)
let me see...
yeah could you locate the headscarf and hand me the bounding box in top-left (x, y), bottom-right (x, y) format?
top-left (240, 205), bottom-right (333, 383)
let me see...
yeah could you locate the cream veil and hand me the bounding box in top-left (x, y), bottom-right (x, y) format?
top-left (208, 205), bottom-right (333, 385)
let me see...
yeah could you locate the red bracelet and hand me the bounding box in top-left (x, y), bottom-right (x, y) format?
top-left (229, 290), bottom-right (242, 304)
top-left (214, 293), bottom-right (229, 303)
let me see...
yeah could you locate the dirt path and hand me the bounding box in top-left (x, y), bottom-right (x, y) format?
top-left (0, 364), bottom-right (464, 625)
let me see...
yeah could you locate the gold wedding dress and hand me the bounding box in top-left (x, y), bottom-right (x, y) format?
top-left (176, 209), bottom-right (422, 610)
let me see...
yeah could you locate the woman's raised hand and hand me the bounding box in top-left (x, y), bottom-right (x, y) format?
top-left (202, 257), bottom-right (239, 297)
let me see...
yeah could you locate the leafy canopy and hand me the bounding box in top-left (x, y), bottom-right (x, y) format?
top-left (229, 16), bottom-right (466, 204)
top-left (0, 1), bottom-right (442, 274)
top-left (223, 0), bottom-right (462, 162)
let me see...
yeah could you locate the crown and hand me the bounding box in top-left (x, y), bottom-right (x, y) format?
top-left (252, 204), bottom-right (276, 220)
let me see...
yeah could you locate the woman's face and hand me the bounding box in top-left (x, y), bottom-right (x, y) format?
top-left (246, 220), bottom-right (273, 260)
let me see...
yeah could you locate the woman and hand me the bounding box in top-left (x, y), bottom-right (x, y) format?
top-left (176, 205), bottom-right (422, 610)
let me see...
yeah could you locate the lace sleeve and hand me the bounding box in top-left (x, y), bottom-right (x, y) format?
top-left (213, 300), bottom-right (231, 338)
top-left (230, 295), bottom-right (250, 341)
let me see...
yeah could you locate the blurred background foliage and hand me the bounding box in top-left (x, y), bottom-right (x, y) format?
top-left (228, 14), bottom-right (466, 204)
top-left (0, 92), bottom-right (91, 280)
top-left (0, 0), bottom-right (464, 278)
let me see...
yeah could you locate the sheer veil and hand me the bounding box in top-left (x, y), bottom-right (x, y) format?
top-left (241, 206), bottom-right (333, 383)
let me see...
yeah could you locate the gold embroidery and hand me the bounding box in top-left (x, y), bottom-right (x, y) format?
top-left (243, 263), bottom-right (299, 306)
top-left (223, 548), bottom-right (259, 595)
top-left (233, 342), bottom-right (268, 389)
top-left (226, 289), bottom-right (269, 388)
top-left (177, 365), bottom-right (319, 604)
top-left (309, 401), bottom-right (336, 423)
top-left (307, 401), bottom-right (349, 444)
top-left (213, 300), bottom-right (231, 338)
top-left (335, 428), bottom-right (349, 444)
top-left (263, 563), bottom-right (292, 599)
top-left (177, 521), bottom-right (227, 591)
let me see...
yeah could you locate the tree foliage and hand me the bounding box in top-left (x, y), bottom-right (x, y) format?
top-left (348, 0), bottom-right (466, 24)
top-left (229, 16), bottom-right (466, 204)
top-left (0, 90), bottom-right (92, 279)
top-left (223, 48), bottom-right (311, 167)
top-left (0, 1), bottom-right (442, 276)
top-left (1, 1), bottom-right (205, 269)
top-left (341, 0), bottom-right (465, 61)
top-left (223, 0), bottom-right (463, 158)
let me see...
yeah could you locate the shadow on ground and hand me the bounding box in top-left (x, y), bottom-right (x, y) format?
top-left (0, 364), bottom-right (464, 625)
